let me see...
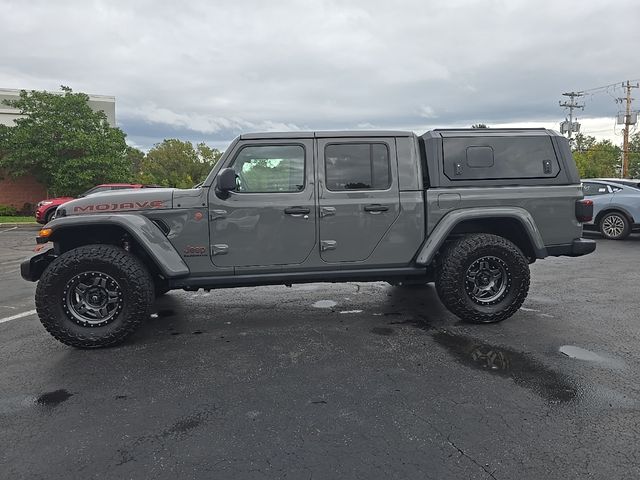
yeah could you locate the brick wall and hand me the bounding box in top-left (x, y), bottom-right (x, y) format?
top-left (0, 171), bottom-right (47, 213)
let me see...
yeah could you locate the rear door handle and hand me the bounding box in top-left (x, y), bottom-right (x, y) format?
top-left (364, 204), bottom-right (389, 213)
top-left (284, 206), bottom-right (311, 215)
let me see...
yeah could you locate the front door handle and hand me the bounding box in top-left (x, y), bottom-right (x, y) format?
top-left (364, 204), bottom-right (389, 213)
top-left (284, 206), bottom-right (311, 216)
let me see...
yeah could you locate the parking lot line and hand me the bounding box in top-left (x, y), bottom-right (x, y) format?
top-left (0, 309), bottom-right (37, 324)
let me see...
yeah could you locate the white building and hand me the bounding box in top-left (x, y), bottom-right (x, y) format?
top-left (0, 88), bottom-right (116, 126)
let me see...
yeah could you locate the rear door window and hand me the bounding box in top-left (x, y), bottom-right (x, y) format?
top-left (325, 143), bottom-right (391, 191)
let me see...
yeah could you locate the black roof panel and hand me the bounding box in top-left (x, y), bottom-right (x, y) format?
top-left (240, 130), bottom-right (414, 140)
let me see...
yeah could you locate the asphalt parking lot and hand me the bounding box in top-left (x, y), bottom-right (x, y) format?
top-left (1, 227), bottom-right (639, 479)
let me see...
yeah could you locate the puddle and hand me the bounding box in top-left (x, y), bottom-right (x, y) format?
top-left (36, 389), bottom-right (73, 407)
top-left (559, 345), bottom-right (624, 369)
top-left (371, 327), bottom-right (395, 336)
top-left (312, 300), bottom-right (337, 309)
top-left (340, 310), bottom-right (362, 314)
top-left (433, 331), bottom-right (577, 403)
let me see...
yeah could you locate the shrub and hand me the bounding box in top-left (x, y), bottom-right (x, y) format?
top-left (19, 202), bottom-right (35, 215)
top-left (0, 204), bottom-right (18, 216)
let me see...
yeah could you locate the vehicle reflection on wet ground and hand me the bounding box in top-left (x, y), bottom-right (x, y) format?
top-left (432, 330), bottom-right (577, 403)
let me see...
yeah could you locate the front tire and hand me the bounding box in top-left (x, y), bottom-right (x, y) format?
top-left (436, 234), bottom-right (530, 324)
top-left (44, 208), bottom-right (57, 224)
top-left (154, 278), bottom-right (170, 297)
top-left (599, 212), bottom-right (630, 240)
top-left (35, 244), bottom-right (154, 348)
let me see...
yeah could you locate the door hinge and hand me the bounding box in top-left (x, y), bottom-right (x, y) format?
top-left (211, 244), bottom-right (229, 256)
top-left (320, 207), bottom-right (336, 218)
top-left (320, 240), bottom-right (337, 251)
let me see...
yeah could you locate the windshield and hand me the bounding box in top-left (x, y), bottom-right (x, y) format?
top-left (78, 186), bottom-right (110, 197)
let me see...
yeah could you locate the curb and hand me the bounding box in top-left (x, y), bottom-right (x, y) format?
top-left (0, 223), bottom-right (41, 230)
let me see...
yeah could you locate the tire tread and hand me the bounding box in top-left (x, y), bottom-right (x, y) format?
top-left (436, 233), bottom-right (530, 324)
top-left (35, 244), bottom-right (153, 348)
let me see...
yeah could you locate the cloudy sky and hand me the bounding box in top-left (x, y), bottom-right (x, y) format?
top-left (1, 0), bottom-right (639, 151)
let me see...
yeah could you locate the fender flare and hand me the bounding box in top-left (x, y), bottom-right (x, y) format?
top-left (44, 214), bottom-right (190, 278)
top-left (415, 207), bottom-right (547, 266)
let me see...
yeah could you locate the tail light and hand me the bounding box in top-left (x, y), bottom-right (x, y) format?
top-left (575, 199), bottom-right (593, 223)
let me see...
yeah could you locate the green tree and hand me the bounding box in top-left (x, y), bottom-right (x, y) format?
top-left (126, 146), bottom-right (145, 177)
top-left (471, 123), bottom-right (489, 128)
top-left (139, 139), bottom-right (221, 188)
top-left (628, 132), bottom-right (640, 178)
top-left (0, 86), bottom-right (132, 196)
top-left (572, 133), bottom-right (621, 178)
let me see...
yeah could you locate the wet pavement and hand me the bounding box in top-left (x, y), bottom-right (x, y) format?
top-left (1, 228), bottom-right (639, 479)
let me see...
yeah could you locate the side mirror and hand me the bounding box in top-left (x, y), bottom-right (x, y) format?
top-left (215, 168), bottom-right (237, 198)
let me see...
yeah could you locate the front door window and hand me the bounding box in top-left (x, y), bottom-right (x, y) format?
top-left (232, 145), bottom-right (305, 193)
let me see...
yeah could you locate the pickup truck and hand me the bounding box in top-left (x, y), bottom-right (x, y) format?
top-left (21, 128), bottom-right (596, 348)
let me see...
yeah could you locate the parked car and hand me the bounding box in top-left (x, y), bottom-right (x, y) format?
top-left (593, 177), bottom-right (640, 190)
top-left (35, 184), bottom-right (158, 224)
top-left (582, 179), bottom-right (640, 239)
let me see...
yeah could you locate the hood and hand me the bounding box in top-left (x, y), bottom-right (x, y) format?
top-left (58, 188), bottom-right (175, 216)
top-left (37, 196), bottom-right (74, 206)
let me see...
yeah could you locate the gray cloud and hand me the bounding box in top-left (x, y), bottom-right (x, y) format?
top-left (1, 0), bottom-right (638, 149)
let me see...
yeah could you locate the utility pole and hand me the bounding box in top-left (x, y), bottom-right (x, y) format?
top-left (559, 92), bottom-right (584, 141)
top-left (617, 80), bottom-right (639, 178)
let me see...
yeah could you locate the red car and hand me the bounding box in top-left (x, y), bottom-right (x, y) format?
top-left (35, 184), bottom-right (155, 224)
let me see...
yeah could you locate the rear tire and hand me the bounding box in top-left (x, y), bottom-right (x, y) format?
top-left (35, 244), bottom-right (154, 348)
top-left (436, 234), bottom-right (530, 324)
top-left (599, 212), bottom-right (630, 240)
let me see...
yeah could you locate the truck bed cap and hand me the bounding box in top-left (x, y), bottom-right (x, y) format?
top-left (425, 128), bottom-right (560, 138)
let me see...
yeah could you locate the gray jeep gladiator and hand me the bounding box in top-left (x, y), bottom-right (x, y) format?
top-left (21, 129), bottom-right (596, 348)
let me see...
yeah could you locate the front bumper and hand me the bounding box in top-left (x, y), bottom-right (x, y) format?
top-left (546, 238), bottom-right (597, 258)
top-left (34, 208), bottom-right (45, 223)
top-left (20, 248), bottom-right (57, 282)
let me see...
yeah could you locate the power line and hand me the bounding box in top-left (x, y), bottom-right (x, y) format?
top-left (577, 78), bottom-right (640, 94)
